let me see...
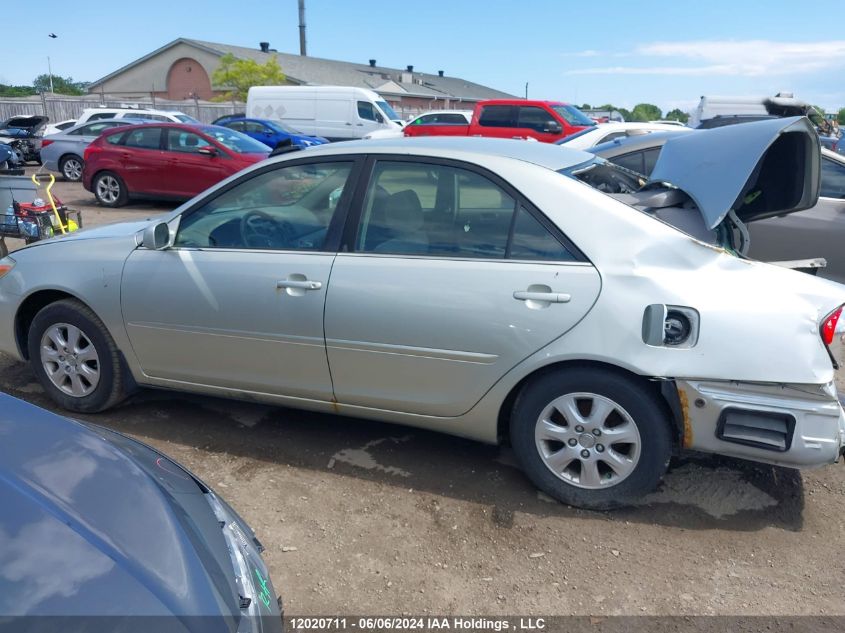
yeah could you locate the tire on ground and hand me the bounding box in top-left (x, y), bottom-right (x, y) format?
top-left (510, 367), bottom-right (673, 510)
top-left (27, 298), bottom-right (127, 413)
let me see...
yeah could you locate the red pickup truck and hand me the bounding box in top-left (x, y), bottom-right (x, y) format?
top-left (403, 99), bottom-right (596, 143)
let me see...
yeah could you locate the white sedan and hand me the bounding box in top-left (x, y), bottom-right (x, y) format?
top-left (0, 129), bottom-right (843, 509)
top-left (559, 121), bottom-right (693, 150)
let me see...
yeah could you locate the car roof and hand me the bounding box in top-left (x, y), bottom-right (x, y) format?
top-left (287, 136), bottom-right (593, 171)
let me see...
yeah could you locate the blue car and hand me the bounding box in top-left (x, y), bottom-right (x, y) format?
top-left (214, 115), bottom-right (328, 149)
top-left (0, 391), bottom-right (283, 632)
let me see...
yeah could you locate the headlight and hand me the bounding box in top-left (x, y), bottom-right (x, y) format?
top-left (207, 492), bottom-right (278, 631)
top-left (0, 256), bottom-right (15, 280)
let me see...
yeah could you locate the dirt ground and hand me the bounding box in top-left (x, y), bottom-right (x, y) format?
top-left (2, 171), bottom-right (845, 617)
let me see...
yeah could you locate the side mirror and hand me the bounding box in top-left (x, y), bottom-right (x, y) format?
top-left (197, 146), bottom-right (218, 157)
top-left (142, 222), bottom-right (170, 250)
top-left (544, 121), bottom-right (563, 134)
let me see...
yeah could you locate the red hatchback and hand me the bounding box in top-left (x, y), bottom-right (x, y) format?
top-left (82, 123), bottom-right (270, 207)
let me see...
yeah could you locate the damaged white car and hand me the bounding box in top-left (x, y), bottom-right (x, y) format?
top-left (0, 129), bottom-right (843, 509)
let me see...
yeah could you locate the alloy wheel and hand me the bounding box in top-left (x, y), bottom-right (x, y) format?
top-left (63, 158), bottom-right (83, 181)
top-left (96, 175), bottom-right (121, 204)
top-left (534, 392), bottom-right (642, 489)
top-left (40, 323), bottom-right (101, 397)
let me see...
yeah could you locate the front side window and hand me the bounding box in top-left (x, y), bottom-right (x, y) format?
top-left (551, 105), bottom-right (596, 127)
top-left (175, 161), bottom-right (353, 251)
top-left (517, 106), bottom-right (557, 133)
top-left (820, 156), bottom-right (845, 199)
top-left (165, 129), bottom-right (212, 153)
top-left (123, 127), bottom-right (162, 150)
top-left (199, 126), bottom-right (269, 154)
top-left (356, 161), bottom-right (575, 261)
top-left (478, 105), bottom-right (516, 128)
top-left (357, 101), bottom-right (378, 121)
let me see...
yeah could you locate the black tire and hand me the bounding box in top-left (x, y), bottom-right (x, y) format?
top-left (93, 171), bottom-right (128, 208)
top-left (0, 238), bottom-right (7, 258)
top-left (59, 154), bottom-right (84, 182)
top-left (510, 368), bottom-right (672, 510)
top-left (27, 298), bottom-right (127, 413)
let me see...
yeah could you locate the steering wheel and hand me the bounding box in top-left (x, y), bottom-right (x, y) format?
top-left (240, 210), bottom-right (294, 249)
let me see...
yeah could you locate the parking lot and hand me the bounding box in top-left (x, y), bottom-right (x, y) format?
top-left (1, 172), bottom-right (844, 617)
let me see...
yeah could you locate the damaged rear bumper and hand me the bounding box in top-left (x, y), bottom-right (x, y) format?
top-left (676, 379), bottom-right (845, 468)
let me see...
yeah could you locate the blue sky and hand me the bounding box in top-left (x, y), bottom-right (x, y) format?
top-left (9, 0), bottom-right (845, 114)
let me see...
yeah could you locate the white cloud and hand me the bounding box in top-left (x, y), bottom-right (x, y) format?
top-left (563, 40), bottom-right (845, 77)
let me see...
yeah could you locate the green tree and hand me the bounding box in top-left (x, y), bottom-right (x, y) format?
top-left (579, 103), bottom-right (592, 110)
top-left (0, 84), bottom-right (37, 97)
top-left (630, 103), bottom-right (662, 122)
top-left (33, 74), bottom-right (87, 95)
top-left (211, 53), bottom-right (286, 101)
top-left (838, 107), bottom-right (845, 125)
top-left (664, 108), bottom-right (689, 123)
top-left (616, 107), bottom-right (632, 122)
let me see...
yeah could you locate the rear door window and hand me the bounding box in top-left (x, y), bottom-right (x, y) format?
top-left (123, 127), bottom-right (162, 150)
top-left (478, 105), bottom-right (516, 128)
top-left (355, 160), bottom-right (578, 262)
top-left (609, 151), bottom-right (646, 175)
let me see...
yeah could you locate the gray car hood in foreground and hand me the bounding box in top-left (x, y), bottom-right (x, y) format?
top-left (0, 393), bottom-right (240, 627)
top-left (648, 116), bottom-right (820, 229)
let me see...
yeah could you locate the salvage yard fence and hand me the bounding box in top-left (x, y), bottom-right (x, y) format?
top-left (0, 95), bottom-right (244, 125)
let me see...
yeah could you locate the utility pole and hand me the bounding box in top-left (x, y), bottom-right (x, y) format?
top-left (47, 56), bottom-right (54, 93)
top-left (298, 0), bottom-right (307, 56)
top-left (524, 82), bottom-right (528, 99)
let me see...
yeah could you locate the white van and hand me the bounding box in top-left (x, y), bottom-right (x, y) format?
top-left (246, 86), bottom-right (402, 141)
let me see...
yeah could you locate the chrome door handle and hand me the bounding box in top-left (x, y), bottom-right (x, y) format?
top-left (277, 280), bottom-right (322, 290)
top-left (513, 291), bottom-right (570, 303)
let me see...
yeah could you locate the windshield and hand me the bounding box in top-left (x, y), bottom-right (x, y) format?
top-left (376, 100), bottom-right (401, 122)
top-left (267, 120), bottom-right (304, 135)
top-left (555, 128), bottom-right (595, 145)
top-left (552, 105), bottom-right (596, 127)
top-left (200, 126), bottom-right (270, 154)
top-left (175, 114), bottom-right (200, 123)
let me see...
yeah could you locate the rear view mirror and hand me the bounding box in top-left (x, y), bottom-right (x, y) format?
top-left (142, 222), bottom-right (170, 250)
top-left (544, 121), bottom-right (563, 134)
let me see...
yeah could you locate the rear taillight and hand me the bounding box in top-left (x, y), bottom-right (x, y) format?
top-left (821, 305), bottom-right (843, 346)
top-left (41, 139), bottom-right (53, 148)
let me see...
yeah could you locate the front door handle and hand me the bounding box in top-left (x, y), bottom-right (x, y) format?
top-left (513, 291), bottom-right (571, 303)
top-left (277, 279), bottom-right (322, 290)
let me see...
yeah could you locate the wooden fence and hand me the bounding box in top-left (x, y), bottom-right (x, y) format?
top-left (0, 96), bottom-right (244, 125)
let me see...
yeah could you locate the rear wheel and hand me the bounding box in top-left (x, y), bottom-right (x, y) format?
top-left (60, 155), bottom-right (84, 182)
top-left (93, 171), bottom-right (128, 207)
top-left (510, 368), bottom-right (672, 509)
top-left (28, 299), bottom-right (127, 412)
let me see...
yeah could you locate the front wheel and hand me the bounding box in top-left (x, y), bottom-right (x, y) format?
top-left (60, 155), bottom-right (84, 182)
top-left (28, 299), bottom-right (127, 412)
top-left (93, 171), bottom-right (128, 207)
top-left (510, 368), bottom-right (673, 510)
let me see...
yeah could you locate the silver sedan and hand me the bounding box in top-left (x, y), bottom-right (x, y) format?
top-left (40, 119), bottom-right (142, 181)
top-left (1, 137), bottom-right (844, 509)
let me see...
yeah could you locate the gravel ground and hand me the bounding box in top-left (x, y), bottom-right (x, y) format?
top-left (2, 170), bottom-right (844, 617)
